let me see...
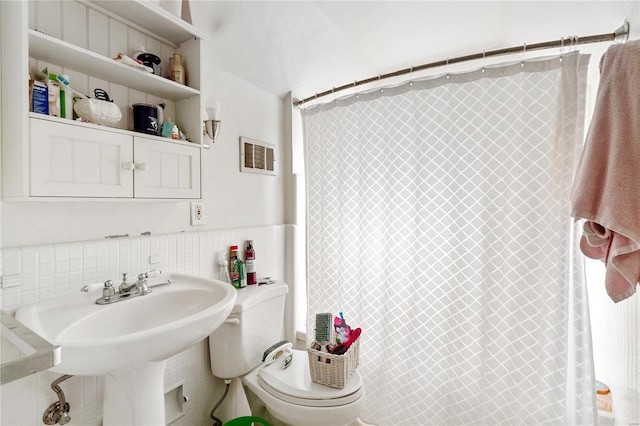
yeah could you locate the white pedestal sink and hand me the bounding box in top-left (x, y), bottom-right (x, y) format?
top-left (15, 273), bottom-right (236, 426)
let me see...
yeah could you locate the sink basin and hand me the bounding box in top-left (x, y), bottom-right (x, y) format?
top-left (15, 272), bottom-right (236, 376)
top-left (14, 272), bottom-right (236, 425)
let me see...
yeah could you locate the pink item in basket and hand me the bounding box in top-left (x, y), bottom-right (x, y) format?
top-left (331, 328), bottom-right (361, 355)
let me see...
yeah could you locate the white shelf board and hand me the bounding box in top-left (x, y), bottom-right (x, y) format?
top-left (88, 0), bottom-right (207, 44)
top-left (29, 113), bottom-right (203, 149)
top-left (29, 30), bottom-right (199, 102)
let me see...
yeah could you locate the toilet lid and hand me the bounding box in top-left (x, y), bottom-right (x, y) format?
top-left (258, 349), bottom-right (363, 407)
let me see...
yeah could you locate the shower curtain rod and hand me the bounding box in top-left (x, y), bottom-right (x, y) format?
top-left (293, 22), bottom-right (630, 108)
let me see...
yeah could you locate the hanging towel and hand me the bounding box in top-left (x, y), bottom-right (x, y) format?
top-left (571, 39), bottom-right (640, 303)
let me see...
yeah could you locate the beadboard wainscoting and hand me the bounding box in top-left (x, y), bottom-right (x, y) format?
top-left (0, 225), bottom-right (296, 426)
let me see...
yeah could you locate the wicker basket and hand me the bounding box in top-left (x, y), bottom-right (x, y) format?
top-left (307, 337), bottom-right (360, 389)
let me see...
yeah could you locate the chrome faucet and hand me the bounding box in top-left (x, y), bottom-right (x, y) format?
top-left (95, 270), bottom-right (160, 305)
top-left (118, 272), bottom-right (151, 296)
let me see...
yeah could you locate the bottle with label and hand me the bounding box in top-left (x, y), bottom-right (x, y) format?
top-left (245, 240), bottom-right (257, 285)
top-left (46, 73), bottom-right (62, 118)
top-left (169, 53), bottom-right (185, 85)
top-left (229, 245), bottom-right (246, 289)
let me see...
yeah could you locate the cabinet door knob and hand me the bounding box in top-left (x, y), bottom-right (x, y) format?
top-left (135, 162), bottom-right (149, 171)
top-left (122, 162), bottom-right (135, 171)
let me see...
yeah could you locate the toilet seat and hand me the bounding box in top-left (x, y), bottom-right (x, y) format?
top-left (257, 349), bottom-right (364, 407)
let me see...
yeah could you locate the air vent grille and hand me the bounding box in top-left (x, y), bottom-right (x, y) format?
top-left (240, 137), bottom-right (276, 175)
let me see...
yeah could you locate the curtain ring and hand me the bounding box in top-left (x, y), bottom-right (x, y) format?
top-left (353, 80), bottom-right (358, 99)
top-left (521, 42), bottom-right (527, 67)
top-left (446, 57), bottom-right (450, 79)
top-left (482, 50), bottom-right (486, 73)
top-left (409, 66), bottom-right (414, 86)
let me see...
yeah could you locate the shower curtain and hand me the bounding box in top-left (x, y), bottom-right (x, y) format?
top-left (303, 53), bottom-right (596, 425)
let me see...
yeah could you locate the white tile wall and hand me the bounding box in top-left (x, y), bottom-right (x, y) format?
top-left (0, 225), bottom-right (293, 426)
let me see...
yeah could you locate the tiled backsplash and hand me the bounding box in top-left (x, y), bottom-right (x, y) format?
top-left (0, 225), bottom-right (293, 426)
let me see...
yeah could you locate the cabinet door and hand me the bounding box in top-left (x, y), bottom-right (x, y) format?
top-left (30, 119), bottom-right (134, 197)
top-left (133, 137), bottom-right (201, 199)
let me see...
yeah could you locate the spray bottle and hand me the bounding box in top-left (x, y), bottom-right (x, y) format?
top-left (245, 240), bottom-right (257, 285)
top-left (229, 245), bottom-right (246, 289)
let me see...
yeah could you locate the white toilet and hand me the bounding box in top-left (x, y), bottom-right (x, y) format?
top-left (208, 282), bottom-right (365, 426)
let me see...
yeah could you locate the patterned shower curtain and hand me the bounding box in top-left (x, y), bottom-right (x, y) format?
top-left (303, 53), bottom-right (596, 425)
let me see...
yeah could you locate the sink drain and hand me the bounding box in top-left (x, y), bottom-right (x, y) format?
top-left (42, 375), bottom-right (72, 425)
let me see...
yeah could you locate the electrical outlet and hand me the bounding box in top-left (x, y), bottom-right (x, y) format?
top-left (190, 201), bottom-right (206, 225)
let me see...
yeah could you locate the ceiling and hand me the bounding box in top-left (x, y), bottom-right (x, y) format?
top-left (189, 1), bottom-right (635, 100)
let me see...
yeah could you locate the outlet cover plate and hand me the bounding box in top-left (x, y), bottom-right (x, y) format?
top-left (190, 202), bottom-right (205, 226)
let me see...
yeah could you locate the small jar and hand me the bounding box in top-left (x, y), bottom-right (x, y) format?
top-left (596, 380), bottom-right (612, 412)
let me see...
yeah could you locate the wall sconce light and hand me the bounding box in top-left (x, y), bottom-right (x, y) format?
top-left (203, 119), bottom-right (221, 143)
top-left (202, 99), bottom-right (221, 148)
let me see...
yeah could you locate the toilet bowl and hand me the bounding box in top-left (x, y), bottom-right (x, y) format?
top-left (208, 282), bottom-right (365, 426)
top-left (242, 349), bottom-right (365, 426)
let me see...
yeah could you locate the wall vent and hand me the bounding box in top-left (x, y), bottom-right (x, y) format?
top-left (240, 137), bottom-right (276, 176)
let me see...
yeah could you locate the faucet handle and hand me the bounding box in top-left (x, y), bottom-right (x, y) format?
top-left (103, 279), bottom-right (115, 300)
top-left (121, 272), bottom-right (128, 283)
top-left (135, 273), bottom-right (151, 295)
top-left (138, 269), bottom-right (161, 280)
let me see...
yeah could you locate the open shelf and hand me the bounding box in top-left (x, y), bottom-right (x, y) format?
top-left (29, 29), bottom-right (199, 102)
top-left (88, 0), bottom-right (207, 45)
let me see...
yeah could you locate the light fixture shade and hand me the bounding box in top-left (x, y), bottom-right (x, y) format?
top-left (203, 119), bottom-right (221, 143)
top-left (205, 99), bottom-right (221, 120)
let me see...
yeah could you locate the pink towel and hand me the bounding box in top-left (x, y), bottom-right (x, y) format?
top-left (571, 40), bottom-right (640, 303)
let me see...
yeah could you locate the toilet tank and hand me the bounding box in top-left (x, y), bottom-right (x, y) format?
top-left (209, 281), bottom-right (288, 379)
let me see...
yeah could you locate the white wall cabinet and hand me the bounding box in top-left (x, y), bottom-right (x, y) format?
top-left (1, 0), bottom-right (205, 200)
top-left (133, 136), bottom-right (201, 199)
top-left (30, 117), bottom-right (134, 197)
top-left (29, 117), bottom-right (200, 199)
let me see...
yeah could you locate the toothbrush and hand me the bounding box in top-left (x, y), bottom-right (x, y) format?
top-left (56, 75), bottom-right (89, 99)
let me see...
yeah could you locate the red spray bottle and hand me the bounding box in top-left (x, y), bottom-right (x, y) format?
top-left (245, 240), bottom-right (257, 285)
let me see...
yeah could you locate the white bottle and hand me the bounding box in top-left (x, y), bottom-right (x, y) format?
top-left (217, 251), bottom-right (231, 284)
